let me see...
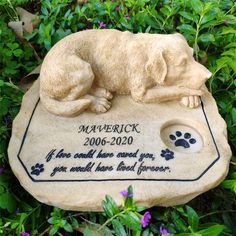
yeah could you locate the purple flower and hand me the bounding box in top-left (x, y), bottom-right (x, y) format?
top-left (160, 226), bottom-right (169, 236)
top-left (0, 166), bottom-right (4, 175)
top-left (140, 211), bottom-right (151, 228)
top-left (98, 21), bottom-right (106, 28)
top-left (115, 5), bottom-right (121, 11)
top-left (223, 19), bottom-right (229, 25)
top-left (15, 208), bottom-right (20, 214)
top-left (125, 15), bottom-right (130, 20)
top-left (120, 189), bottom-right (133, 198)
top-left (20, 232), bottom-right (30, 236)
top-left (120, 189), bottom-right (128, 197)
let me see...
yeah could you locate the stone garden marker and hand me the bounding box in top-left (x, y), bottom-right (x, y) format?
top-left (8, 30), bottom-right (231, 211)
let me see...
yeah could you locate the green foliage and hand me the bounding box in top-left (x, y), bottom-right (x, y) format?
top-left (0, 15), bottom-right (37, 163)
top-left (0, 0), bottom-right (235, 235)
top-left (47, 208), bottom-right (74, 235)
top-left (222, 172), bottom-right (236, 193)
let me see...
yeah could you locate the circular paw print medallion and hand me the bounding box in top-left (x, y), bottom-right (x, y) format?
top-left (169, 131), bottom-right (196, 149)
top-left (160, 123), bottom-right (203, 153)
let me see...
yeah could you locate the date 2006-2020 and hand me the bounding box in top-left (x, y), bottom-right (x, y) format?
top-left (84, 136), bottom-right (134, 146)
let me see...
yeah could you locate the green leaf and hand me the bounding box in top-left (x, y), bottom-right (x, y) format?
top-left (71, 218), bottom-right (79, 228)
top-left (220, 27), bottom-right (236, 35)
top-left (228, 62), bottom-right (236, 74)
top-left (49, 225), bottom-right (59, 236)
top-left (0, 192), bottom-right (17, 213)
top-left (102, 199), bottom-right (114, 217)
top-left (201, 14), bottom-right (215, 24)
top-left (7, 42), bottom-right (19, 50)
top-left (124, 185), bottom-right (134, 208)
top-left (19, 213), bottom-right (28, 230)
top-left (13, 49), bottom-right (23, 57)
top-left (231, 172), bottom-right (236, 179)
top-left (232, 108), bottom-right (236, 124)
top-left (102, 195), bottom-right (119, 217)
top-left (198, 33), bottom-right (215, 43)
top-left (160, 6), bottom-right (171, 16)
top-left (190, 0), bottom-right (203, 14)
top-left (179, 11), bottom-right (196, 22)
top-left (186, 206), bottom-right (199, 232)
top-left (48, 217), bottom-right (60, 225)
top-left (171, 211), bottom-right (188, 232)
top-left (120, 21), bottom-right (133, 30)
top-left (112, 219), bottom-right (127, 236)
top-left (177, 24), bottom-right (196, 35)
top-left (225, 42), bottom-right (236, 49)
top-left (222, 179), bottom-right (236, 191)
top-left (144, 15), bottom-right (160, 30)
top-left (119, 212), bottom-right (142, 231)
top-left (216, 57), bottom-right (231, 70)
top-left (63, 222), bottom-right (73, 232)
top-left (142, 228), bottom-right (151, 236)
top-left (198, 224), bottom-right (224, 236)
top-left (136, 205), bottom-right (146, 212)
top-left (222, 48), bottom-right (236, 57)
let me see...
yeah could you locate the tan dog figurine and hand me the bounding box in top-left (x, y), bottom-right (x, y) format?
top-left (40, 29), bottom-right (212, 117)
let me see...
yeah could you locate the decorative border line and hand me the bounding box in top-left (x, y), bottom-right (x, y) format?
top-left (17, 98), bottom-right (220, 182)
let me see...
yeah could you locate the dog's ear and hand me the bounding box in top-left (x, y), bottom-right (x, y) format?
top-left (145, 50), bottom-right (167, 84)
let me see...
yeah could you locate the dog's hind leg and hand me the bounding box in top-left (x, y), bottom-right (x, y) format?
top-left (61, 57), bottom-right (112, 114)
top-left (40, 56), bottom-right (112, 116)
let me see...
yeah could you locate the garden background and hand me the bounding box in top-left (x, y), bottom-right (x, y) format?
top-left (0, 0), bottom-right (236, 235)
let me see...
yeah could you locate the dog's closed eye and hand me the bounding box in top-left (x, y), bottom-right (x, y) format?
top-left (177, 57), bottom-right (187, 66)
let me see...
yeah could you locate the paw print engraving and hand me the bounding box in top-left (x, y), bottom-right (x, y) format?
top-left (169, 131), bottom-right (196, 149)
top-left (31, 163), bottom-right (44, 176)
top-left (161, 149), bottom-right (174, 160)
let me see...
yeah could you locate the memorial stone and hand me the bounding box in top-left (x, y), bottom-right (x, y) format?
top-left (8, 30), bottom-right (231, 211)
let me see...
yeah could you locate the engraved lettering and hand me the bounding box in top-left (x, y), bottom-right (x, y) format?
top-left (95, 162), bottom-right (113, 172)
top-left (45, 149), bottom-right (56, 162)
top-left (70, 162), bottom-right (95, 172)
top-left (74, 149), bottom-right (96, 158)
top-left (116, 161), bottom-right (137, 171)
top-left (50, 166), bottom-right (67, 177)
top-left (137, 162), bottom-right (170, 175)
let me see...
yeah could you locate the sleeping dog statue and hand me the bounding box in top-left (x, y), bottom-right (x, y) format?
top-left (39, 29), bottom-right (212, 117)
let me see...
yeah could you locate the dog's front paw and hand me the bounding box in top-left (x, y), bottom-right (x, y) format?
top-left (89, 97), bottom-right (111, 113)
top-left (180, 95), bottom-right (200, 108)
top-left (90, 87), bottom-right (113, 100)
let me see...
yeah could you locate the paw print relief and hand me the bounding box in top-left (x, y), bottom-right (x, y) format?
top-left (169, 131), bottom-right (196, 149)
top-left (161, 149), bottom-right (174, 160)
top-left (31, 163), bottom-right (44, 176)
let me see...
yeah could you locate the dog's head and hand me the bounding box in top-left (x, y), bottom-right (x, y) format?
top-left (146, 33), bottom-right (212, 89)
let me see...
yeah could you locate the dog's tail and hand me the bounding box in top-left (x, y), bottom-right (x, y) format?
top-left (40, 93), bottom-right (91, 117)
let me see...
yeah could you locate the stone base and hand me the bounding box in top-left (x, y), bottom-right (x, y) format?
top-left (8, 80), bottom-right (231, 211)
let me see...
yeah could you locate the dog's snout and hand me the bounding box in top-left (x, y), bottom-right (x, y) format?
top-left (201, 68), bottom-right (212, 83)
top-left (195, 62), bottom-right (212, 82)
top-left (206, 70), bottom-right (212, 79)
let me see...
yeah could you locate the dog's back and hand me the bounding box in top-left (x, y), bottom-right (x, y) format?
top-left (40, 30), bottom-right (157, 97)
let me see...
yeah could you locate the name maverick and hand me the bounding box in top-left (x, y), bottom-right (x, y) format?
top-left (78, 123), bottom-right (140, 134)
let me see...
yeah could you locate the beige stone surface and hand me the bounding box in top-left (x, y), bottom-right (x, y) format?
top-left (39, 29), bottom-right (212, 117)
top-left (8, 80), bottom-right (231, 211)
